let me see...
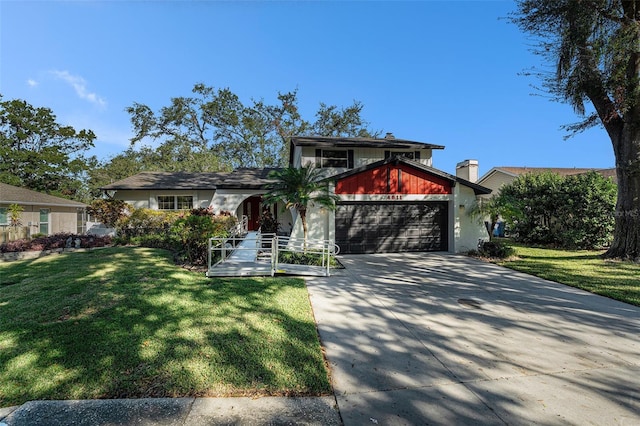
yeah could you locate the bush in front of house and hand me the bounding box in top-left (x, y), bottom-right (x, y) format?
top-left (277, 251), bottom-right (341, 268)
top-left (491, 171), bottom-right (617, 250)
top-left (476, 240), bottom-right (515, 259)
top-left (170, 212), bottom-right (236, 265)
top-left (0, 233), bottom-right (112, 253)
top-left (116, 208), bottom-right (183, 239)
top-left (87, 199), bottom-right (130, 228)
top-left (115, 207), bottom-right (237, 266)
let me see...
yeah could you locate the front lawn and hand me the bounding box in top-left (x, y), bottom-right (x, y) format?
top-left (497, 245), bottom-right (640, 307)
top-left (0, 247), bottom-right (331, 407)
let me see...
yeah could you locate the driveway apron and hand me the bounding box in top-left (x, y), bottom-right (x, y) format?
top-left (305, 253), bottom-right (640, 425)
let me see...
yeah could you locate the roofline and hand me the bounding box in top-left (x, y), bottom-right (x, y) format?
top-left (1, 200), bottom-right (87, 208)
top-left (100, 185), bottom-right (219, 190)
top-left (477, 167), bottom-right (519, 184)
top-left (326, 156), bottom-right (492, 195)
top-left (290, 135), bottom-right (445, 150)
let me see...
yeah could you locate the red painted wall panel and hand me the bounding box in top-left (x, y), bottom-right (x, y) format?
top-left (335, 163), bottom-right (452, 194)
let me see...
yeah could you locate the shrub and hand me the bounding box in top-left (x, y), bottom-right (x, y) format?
top-left (0, 233), bottom-right (112, 253)
top-left (115, 207), bottom-right (238, 266)
top-left (170, 210), bottom-right (237, 265)
top-left (492, 171), bottom-right (616, 249)
top-left (116, 208), bottom-right (182, 238)
top-left (87, 199), bottom-right (130, 227)
top-left (477, 240), bottom-right (515, 259)
top-left (277, 251), bottom-right (340, 268)
top-left (258, 209), bottom-right (280, 234)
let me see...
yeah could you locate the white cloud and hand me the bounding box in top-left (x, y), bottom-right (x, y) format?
top-left (50, 70), bottom-right (107, 107)
top-left (27, 79), bottom-right (39, 87)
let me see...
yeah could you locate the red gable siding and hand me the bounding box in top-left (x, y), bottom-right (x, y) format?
top-left (335, 163), bottom-right (452, 194)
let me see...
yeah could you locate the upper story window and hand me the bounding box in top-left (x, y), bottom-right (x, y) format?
top-left (315, 149), bottom-right (354, 168)
top-left (385, 151), bottom-right (420, 161)
top-left (158, 195), bottom-right (194, 210)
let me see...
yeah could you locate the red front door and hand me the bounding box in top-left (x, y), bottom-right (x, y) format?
top-left (243, 196), bottom-right (261, 231)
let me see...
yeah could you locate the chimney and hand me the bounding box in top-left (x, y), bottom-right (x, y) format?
top-left (384, 132), bottom-right (395, 139)
top-left (456, 159), bottom-right (479, 183)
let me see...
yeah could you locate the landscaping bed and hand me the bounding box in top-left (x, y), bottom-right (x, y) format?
top-left (0, 247), bottom-right (331, 407)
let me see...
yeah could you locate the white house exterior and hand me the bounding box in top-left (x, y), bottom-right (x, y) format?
top-left (103, 134), bottom-right (491, 254)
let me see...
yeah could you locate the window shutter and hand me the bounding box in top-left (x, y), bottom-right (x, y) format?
top-left (414, 151), bottom-right (421, 160)
top-left (348, 150), bottom-right (354, 168)
top-left (315, 149), bottom-right (322, 168)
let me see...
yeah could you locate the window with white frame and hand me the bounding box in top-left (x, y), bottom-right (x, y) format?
top-left (315, 149), bottom-right (354, 168)
top-left (0, 208), bottom-right (7, 225)
top-left (385, 151), bottom-right (420, 160)
top-left (157, 195), bottom-right (194, 210)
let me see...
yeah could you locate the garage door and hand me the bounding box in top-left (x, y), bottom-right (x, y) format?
top-left (335, 201), bottom-right (448, 254)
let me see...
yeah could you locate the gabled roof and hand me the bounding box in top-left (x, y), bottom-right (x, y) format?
top-left (101, 172), bottom-right (230, 190)
top-left (290, 135), bottom-right (445, 150)
top-left (216, 168), bottom-right (282, 189)
top-left (478, 166), bottom-right (617, 185)
top-left (0, 182), bottom-right (87, 207)
top-left (101, 169), bottom-right (283, 191)
top-left (327, 156), bottom-right (492, 195)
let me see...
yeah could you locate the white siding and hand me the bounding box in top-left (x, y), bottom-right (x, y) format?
top-left (452, 185), bottom-right (488, 252)
top-left (114, 189), bottom-right (215, 210)
top-left (298, 146), bottom-right (433, 171)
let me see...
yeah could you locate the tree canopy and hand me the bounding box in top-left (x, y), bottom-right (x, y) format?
top-left (124, 84), bottom-right (376, 170)
top-left (512, 0), bottom-right (640, 259)
top-left (486, 171), bottom-right (617, 249)
top-left (0, 96), bottom-right (96, 201)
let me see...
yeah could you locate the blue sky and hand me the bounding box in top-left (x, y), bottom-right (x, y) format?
top-left (1, 0), bottom-right (615, 177)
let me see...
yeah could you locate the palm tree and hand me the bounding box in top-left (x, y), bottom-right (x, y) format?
top-left (263, 166), bottom-right (339, 248)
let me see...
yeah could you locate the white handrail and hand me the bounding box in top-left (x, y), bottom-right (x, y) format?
top-left (208, 233), bottom-right (339, 277)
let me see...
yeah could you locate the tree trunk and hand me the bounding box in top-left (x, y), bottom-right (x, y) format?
top-left (604, 128), bottom-right (640, 260)
top-left (300, 208), bottom-right (308, 252)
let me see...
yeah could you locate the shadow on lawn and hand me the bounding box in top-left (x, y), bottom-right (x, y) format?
top-left (500, 257), bottom-right (640, 306)
top-left (0, 247), bottom-right (330, 407)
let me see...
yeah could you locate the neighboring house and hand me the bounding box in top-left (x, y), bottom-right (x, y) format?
top-left (0, 182), bottom-right (88, 242)
top-left (477, 166), bottom-right (617, 200)
top-left (102, 133), bottom-right (491, 253)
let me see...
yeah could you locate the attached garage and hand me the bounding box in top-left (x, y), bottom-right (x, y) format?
top-left (335, 201), bottom-right (448, 254)
top-left (328, 156), bottom-right (491, 255)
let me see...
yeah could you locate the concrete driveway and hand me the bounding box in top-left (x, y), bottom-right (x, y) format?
top-left (305, 253), bottom-right (640, 425)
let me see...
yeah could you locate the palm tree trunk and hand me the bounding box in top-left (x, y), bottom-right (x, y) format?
top-left (300, 208), bottom-right (308, 252)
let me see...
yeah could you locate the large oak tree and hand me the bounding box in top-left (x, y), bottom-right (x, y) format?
top-left (512, 0), bottom-right (640, 259)
top-left (125, 84), bottom-right (375, 170)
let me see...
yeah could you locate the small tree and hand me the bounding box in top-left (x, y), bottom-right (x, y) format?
top-left (8, 204), bottom-right (23, 227)
top-left (263, 166), bottom-right (339, 248)
top-left (87, 199), bottom-right (130, 228)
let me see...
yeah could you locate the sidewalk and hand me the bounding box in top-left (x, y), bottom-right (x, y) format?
top-left (0, 396), bottom-right (341, 426)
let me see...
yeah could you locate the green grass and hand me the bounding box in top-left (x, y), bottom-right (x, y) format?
top-left (0, 247), bottom-right (331, 407)
top-left (496, 244), bottom-right (640, 307)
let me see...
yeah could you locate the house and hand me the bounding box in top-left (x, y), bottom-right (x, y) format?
top-left (102, 134), bottom-right (491, 253)
top-left (476, 166), bottom-right (617, 200)
top-left (0, 182), bottom-right (88, 242)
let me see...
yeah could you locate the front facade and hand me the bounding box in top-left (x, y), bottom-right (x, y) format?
top-left (0, 183), bottom-right (87, 242)
top-left (103, 134), bottom-right (491, 253)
